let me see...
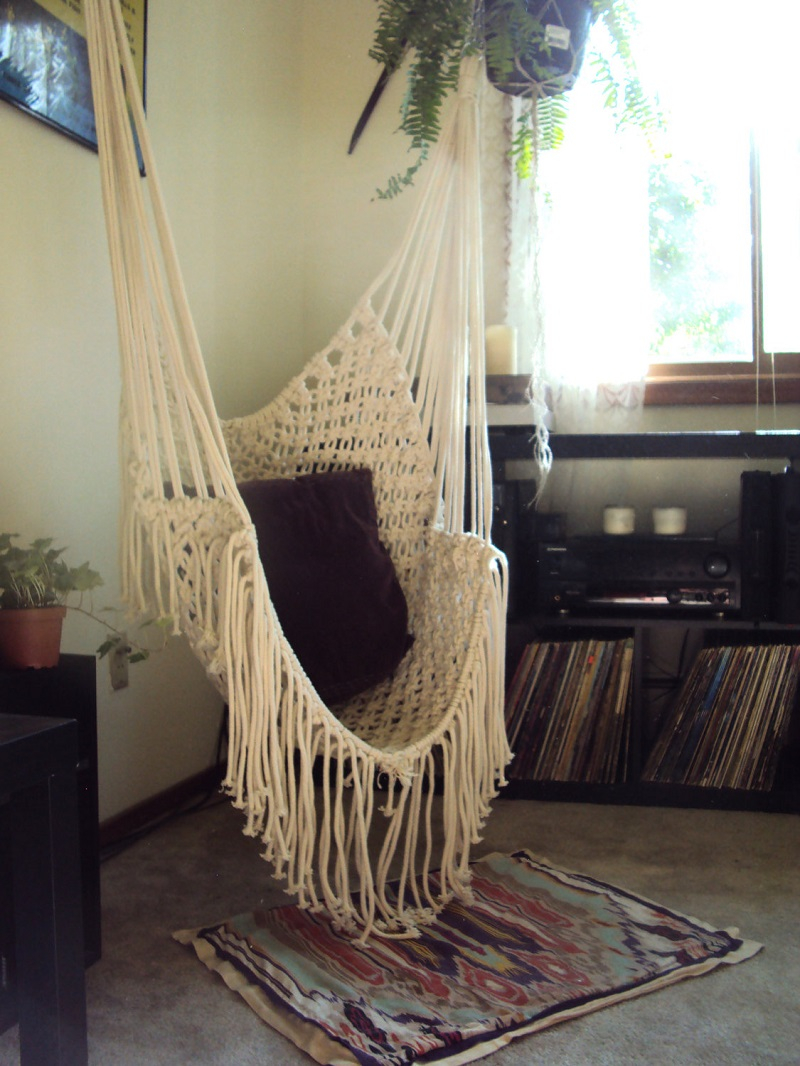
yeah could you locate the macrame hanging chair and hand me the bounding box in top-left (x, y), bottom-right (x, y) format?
top-left (85, 0), bottom-right (511, 939)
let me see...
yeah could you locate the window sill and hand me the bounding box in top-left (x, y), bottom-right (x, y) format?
top-left (645, 357), bottom-right (800, 406)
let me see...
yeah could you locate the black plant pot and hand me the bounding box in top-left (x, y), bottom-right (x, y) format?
top-left (485, 0), bottom-right (594, 97)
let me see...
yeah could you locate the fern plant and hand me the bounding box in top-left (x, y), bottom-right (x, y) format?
top-left (368, 0), bottom-right (479, 198)
top-left (365, 0), bottom-right (661, 195)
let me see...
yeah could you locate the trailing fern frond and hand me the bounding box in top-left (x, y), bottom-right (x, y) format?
top-left (536, 92), bottom-right (570, 153)
top-left (589, 0), bottom-right (664, 149)
top-left (371, 0), bottom-right (476, 196)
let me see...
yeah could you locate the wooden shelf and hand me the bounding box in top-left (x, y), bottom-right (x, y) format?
top-left (488, 423), bottom-right (800, 814)
top-left (501, 777), bottom-right (800, 814)
top-left (487, 428), bottom-right (800, 462)
top-left (504, 618), bottom-right (800, 814)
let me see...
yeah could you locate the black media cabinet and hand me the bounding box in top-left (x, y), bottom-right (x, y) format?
top-left (491, 429), bottom-right (800, 814)
top-left (0, 654), bottom-right (100, 1035)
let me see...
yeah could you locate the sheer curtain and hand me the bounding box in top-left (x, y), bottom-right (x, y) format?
top-left (503, 71), bottom-right (653, 441)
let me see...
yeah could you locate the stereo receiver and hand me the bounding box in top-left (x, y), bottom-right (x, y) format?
top-left (535, 536), bottom-right (740, 614)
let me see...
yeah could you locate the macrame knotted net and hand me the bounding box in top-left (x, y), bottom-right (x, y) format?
top-left (85, 0), bottom-right (511, 939)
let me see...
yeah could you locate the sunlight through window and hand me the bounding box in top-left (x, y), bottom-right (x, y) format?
top-left (535, 0), bottom-right (799, 381)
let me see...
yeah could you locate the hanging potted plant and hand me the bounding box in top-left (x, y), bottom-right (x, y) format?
top-left (358, 0), bottom-right (660, 196)
top-left (0, 534), bottom-right (103, 668)
top-left (482, 0), bottom-right (595, 98)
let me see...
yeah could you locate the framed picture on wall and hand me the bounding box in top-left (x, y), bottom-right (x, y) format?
top-left (0, 0), bottom-right (146, 152)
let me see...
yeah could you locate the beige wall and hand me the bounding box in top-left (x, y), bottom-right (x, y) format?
top-left (1, 0), bottom-right (793, 819)
top-left (298, 0), bottom-right (420, 354)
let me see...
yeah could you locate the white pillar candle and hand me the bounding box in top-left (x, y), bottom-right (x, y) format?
top-left (653, 507), bottom-right (687, 535)
top-left (485, 325), bottom-right (518, 375)
top-left (603, 506), bottom-right (635, 535)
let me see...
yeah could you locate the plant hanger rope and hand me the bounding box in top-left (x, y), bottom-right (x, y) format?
top-left (84, 0), bottom-right (510, 940)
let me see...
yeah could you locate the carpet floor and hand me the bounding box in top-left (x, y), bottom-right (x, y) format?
top-left (1, 796), bottom-right (798, 1065)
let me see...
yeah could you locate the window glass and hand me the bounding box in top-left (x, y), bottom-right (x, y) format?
top-left (760, 122), bottom-right (800, 355)
top-left (534, 0), bottom-right (799, 382)
top-left (639, 0), bottom-right (753, 364)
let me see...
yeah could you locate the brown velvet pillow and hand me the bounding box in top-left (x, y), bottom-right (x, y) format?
top-left (238, 469), bottom-right (412, 703)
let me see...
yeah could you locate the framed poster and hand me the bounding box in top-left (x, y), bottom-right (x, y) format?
top-left (0, 0), bottom-right (146, 151)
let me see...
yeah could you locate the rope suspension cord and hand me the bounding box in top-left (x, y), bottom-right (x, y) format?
top-left (365, 57), bottom-right (494, 540)
top-left (85, 0), bottom-right (510, 940)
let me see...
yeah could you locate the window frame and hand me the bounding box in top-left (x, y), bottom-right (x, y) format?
top-left (644, 131), bottom-right (800, 406)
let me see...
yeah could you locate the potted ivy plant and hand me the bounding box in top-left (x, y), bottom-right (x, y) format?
top-left (0, 533), bottom-right (166, 672)
top-left (0, 534), bottom-right (103, 668)
top-left (360, 0), bottom-right (660, 196)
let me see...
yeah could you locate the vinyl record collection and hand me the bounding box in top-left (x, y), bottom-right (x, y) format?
top-left (643, 644), bottom-right (800, 791)
top-left (505, 638), bottom-right (634, 783)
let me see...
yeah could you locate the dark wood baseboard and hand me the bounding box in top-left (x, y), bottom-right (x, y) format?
top-left (99, 763), bottom-right (225, 849)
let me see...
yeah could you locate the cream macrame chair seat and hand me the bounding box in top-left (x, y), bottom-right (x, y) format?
top-left (86, 0), bottom-right (511, 940)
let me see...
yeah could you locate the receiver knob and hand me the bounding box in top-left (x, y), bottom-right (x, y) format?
top-left (704, 552), bottom-right (730, 579)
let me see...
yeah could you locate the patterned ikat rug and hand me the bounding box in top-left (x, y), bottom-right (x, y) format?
top-left (175, 850), bottom-right (761, 1066)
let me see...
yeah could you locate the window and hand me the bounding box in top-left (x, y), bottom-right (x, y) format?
top-left (534, 0), bottom-right (800, 405)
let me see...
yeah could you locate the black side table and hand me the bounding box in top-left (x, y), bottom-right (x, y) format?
top-left (0, 713), bottom-right (88, 1066)
top-left (0, 654), bottom-right (100, 975)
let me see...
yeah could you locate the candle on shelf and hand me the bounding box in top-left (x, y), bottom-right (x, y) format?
top-left (485, 325), bottom-right (518, 375)
top-left (603, 506), bottom-right (635, 535)
top-left (653, 507), bottom-right (687, 535)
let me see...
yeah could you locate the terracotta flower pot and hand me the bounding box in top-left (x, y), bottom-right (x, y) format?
top-left (0, 606), bottom-right (67, 669)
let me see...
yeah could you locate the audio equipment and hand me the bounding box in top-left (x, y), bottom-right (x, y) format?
top-left (740, 470), bottom-right (774, 621)
top-left (535, 536), bottom-right (740, 614)
top-left (491, 477), bottom-right (519, 616)
top-left (771, 467), bottom-right (800, 623)
top-left (491, 476), bottom-right (538, 619)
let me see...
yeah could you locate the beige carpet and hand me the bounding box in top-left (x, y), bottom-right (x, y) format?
top-left (1, 796), bottom-right (798, 1065)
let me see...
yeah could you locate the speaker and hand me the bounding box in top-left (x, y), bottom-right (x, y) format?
top-left (771, 467), bottom-right (800, 623)
top-left (490, 478), bottom-right (520, 617)
top-left (740, 470), bottom-right (774, 621)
